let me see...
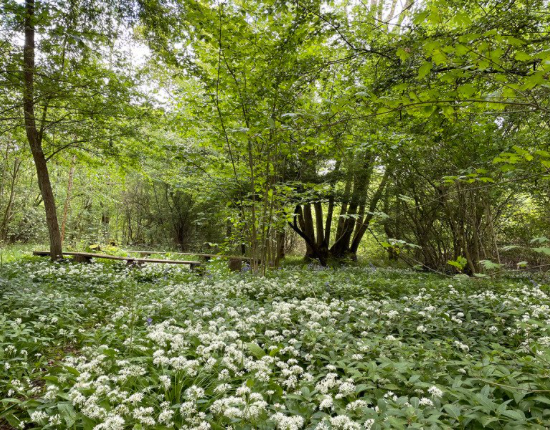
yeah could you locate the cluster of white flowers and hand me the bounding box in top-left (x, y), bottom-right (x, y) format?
top-left (419, 397), bottom-right (434, 407)
top-left (454, 341), bottom-right (470, 352)
top-left (270, 412), bottom-right (304, 430)
top-left (428, 386), bottom-right (444, 398)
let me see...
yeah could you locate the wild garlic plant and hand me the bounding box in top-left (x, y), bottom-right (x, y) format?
top-left (1, 259), bottom-right (550, 429)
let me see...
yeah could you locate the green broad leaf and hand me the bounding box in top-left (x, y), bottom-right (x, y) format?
top-left (479, 260), bottom-right (502, 270)
top-left (413, 10), bottom-right (430, 25)
top-left (442, 105), bottom-right (455, 118)
top-left (506, 36), bottom-right (525, 46)
top-left (0, 398), bottom-right (21, 405)
top-left (387, 416), bottom-right (407, 428)
top-left (535, 150), bottom-right (550, 158)
top-left (396, 48), bottom-right (410, 61)
top-left (516, 261), bottom-right (528, 268)
top-left (448, 256), bottom-right (467, 270)
top-left (58, 403), bottom-right (77, 427)
top-left (458, 84), bottom-right (476, 98)
top-left (422, 105), bottom-right (437, 116)
top-left (523, 71), bottom-right (546, 89)
top-left (515, 52), bottom-right (531, 61)
top-left (475, 393), bottom-right (496, 411)
top-left (246, 342), bottom-right (266, 359)
top-left (497, 399), bottom-right (512, 415)
top-left (480, 416), bottom-right (499, 427)
top-left (532, 395), bottom-right (550, 406)
top-left (478, 59), bottom-right (490, 70)
top-left (3, 414), bottom-right (21, 428)
top-left (82, 415), bottom-right (97, 430)
top-left (530, 236), bottom-right (549, 244)
top-left (432, 50), bottom-right (447, 65)
top-left (418, 62), bottom-right (433, 79)
top-left (454, 11), bottom-right (472, 26)
top-left (512, 145), bottom-right (533, 161)
top-left (456, 44), bottom-right (469, 56)
top-left (444, 404), bottom-right (461, 419)
top-left (532, 247), bottom-right (550, 255)
top-left (65, 366), bottom-right (80, 376)
top-left (501, 409), bottom-right (525, 421)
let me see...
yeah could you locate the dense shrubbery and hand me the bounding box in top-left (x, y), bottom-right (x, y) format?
top-left (1, 259), bottom-right (550, 429)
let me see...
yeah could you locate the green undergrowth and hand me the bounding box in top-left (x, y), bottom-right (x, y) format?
top-left (1, 258), bottom-right (550, 429)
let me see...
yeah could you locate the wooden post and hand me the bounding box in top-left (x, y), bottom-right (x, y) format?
top-left (73, 254), bottom-right (91, 263)
top-left (228, 258), bottom-right (242, 272)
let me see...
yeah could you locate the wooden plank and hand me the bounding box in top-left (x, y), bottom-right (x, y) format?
top-left (33, 251), bottom-right (201, 267)
top-left (125, 250), bottom-right (253, 260)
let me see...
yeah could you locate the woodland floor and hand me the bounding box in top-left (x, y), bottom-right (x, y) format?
top-left (1, 257), bottom-right (550, 429)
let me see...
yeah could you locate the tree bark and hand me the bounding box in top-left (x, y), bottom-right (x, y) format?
top-left (0, 158), bottom-right (21, 242)
top-left (23, 0), bottom-right (63, 260)
top-left (349, 167), bottom-right (391, 253)
top-left (301, 204), bottom-right (316, 259)
top-left (61, 155), bottom-right (76, 244)
top-left (275, 230), bottom-right (285, 265)
top-left (314, 202), bottom-right (325, 247)
top-left (288, 205), bottom-right (327, 266)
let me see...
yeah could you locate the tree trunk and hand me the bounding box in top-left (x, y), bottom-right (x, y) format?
top-left (23, 0), bottom-right (62, 260)
top-left (61, 156), bottom-right (76, 244)
top-left (275, 230), bottom-right (285, 265)
top-left (298, 204), bottom-right (315, 259)
top-left (0, 158), bottom-right (21, 242)
top-left (334, 177), bottom-right (351, 244)
top-left (288, 205), bottom-right (328, 266)
top-left (349, 167), bottom-right (390, 253)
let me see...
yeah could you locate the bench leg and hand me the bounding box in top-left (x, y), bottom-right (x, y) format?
top-left (190, 263), bottom-right (205, 276)
top-left (126, 259), bottom-right (143, 268)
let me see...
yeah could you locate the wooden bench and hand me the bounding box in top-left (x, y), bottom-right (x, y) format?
top-left (32, 251), bottom-right (202, 270)
top-left (128, 250), bottom-right (252, 260)
top-left (126, 251), bottom-right (256, 271)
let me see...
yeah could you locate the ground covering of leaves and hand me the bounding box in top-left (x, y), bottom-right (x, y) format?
top-left (1, 258), bottom-right (550, 429)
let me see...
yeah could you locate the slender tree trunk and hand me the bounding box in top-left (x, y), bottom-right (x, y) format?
top-left (323, 160), bottom-right (341, 247)
top-left (275, 230), bottom-right (285, 264)
top-left (314, 202), bottom-right (324, 247)
top-left (0, 143), bottom-right (10, 202)
top-left (61, 155), bottom-right (76, 244)
top-left (302, 204), bottom-right (316, 259)
top-left (0, 158), bottom-right (21, 242)
top-left (335, 178), bottom-right (351, 243)
top-left (23, 0), bottom-right (62, 260)
top-left (331, 173), bottom-right (363, 257)
top-left (350, 168), bottom-right (391, 253)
